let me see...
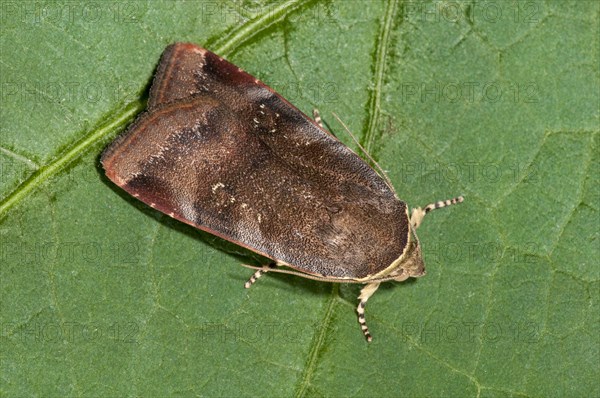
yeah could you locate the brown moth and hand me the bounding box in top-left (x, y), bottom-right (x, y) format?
top-left (101, 43), bottom-right (463, 341)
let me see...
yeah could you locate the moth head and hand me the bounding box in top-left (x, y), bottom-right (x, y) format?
top-left (390, 227), bottom-right (425, 282)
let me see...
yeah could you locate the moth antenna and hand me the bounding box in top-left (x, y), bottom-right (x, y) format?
top-left (357, 283), bottom-right (380, 342)
top-left (331, 112), bottom-right (394, 191)
top-left (411, 195), bottom-right (464, 229)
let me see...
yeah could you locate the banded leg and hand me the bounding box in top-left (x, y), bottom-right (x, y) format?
top-left (357, 283), bottom-right (380, 342)
top-left (313, 109), bottom-right (324, 129)
top-left (411, 195), bottom-right (464, 229)
top-left (244, 268), bottom-right (267, 288)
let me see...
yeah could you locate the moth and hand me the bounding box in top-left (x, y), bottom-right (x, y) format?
top-left (102, 43), bottom-right (463, 341)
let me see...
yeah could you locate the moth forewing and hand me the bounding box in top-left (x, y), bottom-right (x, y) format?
top-left (102, 42), bottom-right (464, 343)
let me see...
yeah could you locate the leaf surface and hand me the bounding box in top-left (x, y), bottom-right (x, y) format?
top-left (1, 1), bottom-right (598, 396)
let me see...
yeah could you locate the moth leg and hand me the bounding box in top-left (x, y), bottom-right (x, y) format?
top-left (313, 109), bottom-right (338, 138)
top-left (357, 282), bottom-right (380, 342)
top-left (243, 263), bottom-right (276, 288)
top-left (244, 268), bottom-right (267, 288)
top-left (411, 196), bottom-right (464, 229)
top-left (312, 109), bottom-right (324, 129)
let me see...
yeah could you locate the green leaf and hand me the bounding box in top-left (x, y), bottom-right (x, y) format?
top-left (1, 0), bottom-right (598, 396)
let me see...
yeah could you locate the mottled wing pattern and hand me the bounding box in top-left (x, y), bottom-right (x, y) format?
top-left (102, 43), bottom-right (408, 279)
